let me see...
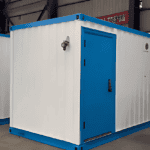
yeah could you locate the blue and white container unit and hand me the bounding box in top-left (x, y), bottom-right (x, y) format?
top-left (0, 34), bottom-right (10, 125)
top-left (9, 14), bottom-right (150, 150)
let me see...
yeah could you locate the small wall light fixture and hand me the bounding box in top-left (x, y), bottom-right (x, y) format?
top-left (61, 36), bottom-right (70, 51)
top-left (145, 43), bottom-right (149, 50)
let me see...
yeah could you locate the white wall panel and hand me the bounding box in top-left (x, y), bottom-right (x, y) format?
top-left (144, 52), bottom-right (149, 122)
top-left (11, 20), bottom-right (81, 145)
top-left (0, 36), bottom-right (10, 119)
top-left (80, 20), bottom-right (150, 132)
top-left (148, 58), bottom-right (150, 121)
top-left (10, 32), bottom-right (13, 126)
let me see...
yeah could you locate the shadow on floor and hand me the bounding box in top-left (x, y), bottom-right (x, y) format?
top-left (1, 124), bottom-right (150, 150)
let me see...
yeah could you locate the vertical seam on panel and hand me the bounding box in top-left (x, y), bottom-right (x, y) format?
top-left (56, 23), bottom-right (58, 136)
top-left (73, 21), bottom-right (74, 143)
top-left (115, 35), bottom-right (116, 132)
top-left (79, 23), bottom-right (82, 145)
top-left (64, 22), bottom-right (67, 141)
top-left (142, 53), bottom-right (145, 123)
top-left (147, 67), bottom-right (148, 121)
top-left (12, 31), bottom-right (14, 126)
top-left (147, 64), bottom-right (148, 121)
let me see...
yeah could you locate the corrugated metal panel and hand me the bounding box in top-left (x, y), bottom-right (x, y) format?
top-left (7, 0), bottom-right (47, 26)
top-left (93, 0), bottom-right (129, 18)
top-left (7, 0), bottom-right (45, 9)
top-left (10, 20), bottom-right (81, 145)
top-left (140, 11), bottom-right (150, 32)
top-left (7, 0), bottom-right (46, 17)
top-left (80, 20), bottom-right (150, 132)
top-left (0, 36), bottom-right (10, 119)
top-left (58, 0), bottom-right (129, 18)
top-left (7, 0), bottom-right (130, 28)
top-left (58, 0), bottom-right (83, 6)
top-left (58, 1), bottom-right (93, 17)
top-left (142, 0), bottom-right (150, 8)
top-left (58, 4), bottom-right (76, 17)
top-left (92, 0), bottom-right (106, 17)
top-left (9, 11), bottom-right (47, 26)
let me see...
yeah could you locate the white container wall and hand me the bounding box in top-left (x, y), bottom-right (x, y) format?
top-left (79, 21), bottom-right (150, 132)
top-left (10, 21), bottom-right (81, 144)
top-left (0, 35), bottom-right (10, 120)
top-left (10, 14), bottom-right (150, 147)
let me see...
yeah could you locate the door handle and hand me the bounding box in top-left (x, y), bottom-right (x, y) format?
top-left (108, 79), bottom-right (112, 92)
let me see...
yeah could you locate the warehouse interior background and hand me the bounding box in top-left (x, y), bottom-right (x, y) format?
top-left (1, 0), bottom-right (150, 150)
top-left (0, 0), bottom-right (149, 34)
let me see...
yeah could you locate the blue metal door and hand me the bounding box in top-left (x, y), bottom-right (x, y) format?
top-left (80, 27), bottom-right (116, 142)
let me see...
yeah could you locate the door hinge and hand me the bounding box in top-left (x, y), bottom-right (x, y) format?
top-left (84, 59), bottom-right (85, 66)
top-left (83, 122), bottom-right (85, 129)
top-left (80, 90), bottom-right (81, 94)
top-left (84, 40), bottom-right (86, 47)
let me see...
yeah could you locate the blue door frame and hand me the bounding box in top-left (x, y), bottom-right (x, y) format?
top-left (80, 27), bottom-right (117, 144)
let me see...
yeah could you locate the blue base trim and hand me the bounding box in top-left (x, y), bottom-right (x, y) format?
top-left (82, 121), bottom-right (150, 150)
top-left (0, 118), bottom-right (10, 125)
top-left (10, 121), bottom-right (150, 150)
top-left (10, 13), bottom-right (150, 38)
top-left (0, 33), bottom-right (10, 38)
top-left (9, 127), bottom-right (80, 150)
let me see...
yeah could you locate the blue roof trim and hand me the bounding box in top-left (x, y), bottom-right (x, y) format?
top-left (10, 13), bottom-right (81, 31)
top-left (0, 33), bottom-right (10, 38)
top-left (79, 14), bottom-right (150, 38)
top-left (10, 13), bottom-right (150, 38)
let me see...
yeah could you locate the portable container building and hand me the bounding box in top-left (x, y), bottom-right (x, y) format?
top-left (9, 14), bottom-right (150, 150)
top-left (0, 34), bottom-right (10, 125)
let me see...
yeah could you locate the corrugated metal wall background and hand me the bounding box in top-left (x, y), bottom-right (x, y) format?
top-left (5, 0), bottom-right (47, 26)
top-left (5, 0), bottom-right (129, 28)
top-left (140, 0), bottom-right (150, 32)
top-left (0, 36), bottom-right (10, 119)
top-left (58, 0), bottom-right (129, 17)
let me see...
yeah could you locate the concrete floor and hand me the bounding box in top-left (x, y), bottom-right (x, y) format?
top-left (0, 124), bottom-right (150, 150)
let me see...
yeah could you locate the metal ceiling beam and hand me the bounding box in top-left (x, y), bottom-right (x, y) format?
top-left (129, 0), bottom-right (140, 30)
top-left (59, 0), bottom-right (90, 7)
top-left (4, 12), bottom-right (14, 26)
top-left (0, 0), bottom-right (6, 33)
top-left (37, 5), bottom-right (47, 21)
top-left (140, 8), bottom-right (150, 11)
top-left (47, 0), bottom-right (58, 19)
top-left (3, 0), bottom-right (14, 26)
top-left (38, 0), bottom-right (90, 21)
